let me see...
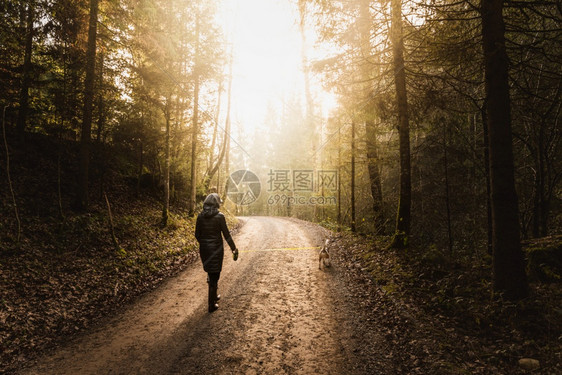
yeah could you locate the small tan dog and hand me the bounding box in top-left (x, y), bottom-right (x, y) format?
top-left (318, 239), bottom-right (331, 270)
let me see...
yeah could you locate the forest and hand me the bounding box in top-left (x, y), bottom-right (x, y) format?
top-left (0, 0), bottom-right (561, 373)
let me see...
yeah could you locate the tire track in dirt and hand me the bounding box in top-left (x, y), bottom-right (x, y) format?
top-left (20, 217), bottom-right (374, 375)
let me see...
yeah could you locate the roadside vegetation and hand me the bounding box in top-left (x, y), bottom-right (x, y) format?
top-left (327, 231), bottom-right (561, 373)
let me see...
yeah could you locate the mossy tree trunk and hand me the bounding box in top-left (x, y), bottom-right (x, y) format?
top-left (389, 0), bottom-right (411, 248)
top-left (16, 0), bottom-right (34, 138)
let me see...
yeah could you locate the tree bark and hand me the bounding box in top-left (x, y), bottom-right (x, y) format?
top-left (532, 119), bottom-right (548, 238)
top-left (104, 192), bottom-right (119, 250)
top-left (366, 120), bottom-right (384, 233)
top-left (162, 99), bottom-right (170, 226)
top-left (351, 120), bottom-right (356, 232)
top-left (207, 80), bottom-right (222, 176)
top-left (205, 57), bottom-right (232, 193)
top-left (298, 0), bottom-right (320, 221)
top-left (481, 106), bottom-right (493, 255)
top-left (222, 52), bottom-right (233, 199)
top-left (223, 110), bottom-right (231, 198)
top-left (298, 0), bottom-right (316, 161)
top-left (137, 139), bottom-right (143, 196)
top-left (3, 106), bottom-right (21, 243)
top-left (481, 0), bottom-right (528, 299)
top-left (443, 121), bottom-right (453, 255)
top-left (77, 0), bottom-right (98, 210)
top-left (16, 0), bottom-right (34, 138)
top-left (96, 48), bottom-right (105, 143)
top-left (389, 0), bottom-right (411, 248)
top-left (360, 0), bottom-right (385, 234)
top-left (337, 126), bottom-right (342, 231)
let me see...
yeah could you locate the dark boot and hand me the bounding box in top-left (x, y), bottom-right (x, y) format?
top-left (208, 285), bottom-right (219, 313)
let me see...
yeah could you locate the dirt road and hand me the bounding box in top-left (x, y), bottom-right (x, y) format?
top-left (21, 216), bottom-right (387, 375)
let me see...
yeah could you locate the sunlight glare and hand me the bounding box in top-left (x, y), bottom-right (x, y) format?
top-left (218, 0), bottom-right (337, 143)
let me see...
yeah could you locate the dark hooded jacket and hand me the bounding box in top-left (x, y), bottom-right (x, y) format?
top-left (195, 193), bottom-right (236, 273)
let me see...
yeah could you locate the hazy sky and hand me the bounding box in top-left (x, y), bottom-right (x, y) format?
top-left (219, 0), bottom-right (304, 129)
top-left (218, 0), bottom-right (336, 155)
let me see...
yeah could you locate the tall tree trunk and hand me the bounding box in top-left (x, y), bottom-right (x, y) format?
top-left (77, 0), bottom-right (98, 210)
top-left (443, 121), bottom-right (453, 255)
top-left (481, 106), bottom-right (493, 254)
top-left (470, 113), bottom-right (478, 255)
top-left (207, 80), bottom-right (222, 175)
top-left (366, 120), bottom-right (384, 233)
top-left (530, 117), bottom-right (552, 239)
top-left (57, 39), bottom-right (69, 219)
top-left (360, 0), bottom-right (385, 234)
top-left (3, 106), bottom-right (21, 242)
top-left (222, 52), bottom-right (233, 199)
top-left (481, 0), bottom-right (528, 300)
top-left (539, 198), bottom-right (549, 237)
top-left (137, 139), bottom-right (143, 196)
top-left (205, 60), bottom-right (232, 193)
top-left (162, 99), bottom-right (170, 226)
top-left (188, 15), bottom-right (200, 216)
top-left (351, 120), bottom-right (356, 232)
top-left (337, 126), bottom-right (342, 231)
top-left (69, 45), bottom-right (80, 138)
top-left (535, 120), bottom-right (548, 237)
top-left (298, 0), bottom-right (319, 220)
top-left (16, 0), bottom-right (34, 138)
top-left (532, 168), bottom-right (540, 238)
top-left (298, 0), bottom-right (314, 129)
top-left (96, 48), bottom-right (105, 142)
top-left (389, 0), bottom-right (411, 248)
top-left (223, 112), bottom-right (231, 198)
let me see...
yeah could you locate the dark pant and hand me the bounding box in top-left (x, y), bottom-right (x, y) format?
top-left (207, 272), bottom-right (220, 287)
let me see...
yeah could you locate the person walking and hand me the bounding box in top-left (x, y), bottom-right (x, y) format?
top-left (195, 193), bottom-right (238, 313)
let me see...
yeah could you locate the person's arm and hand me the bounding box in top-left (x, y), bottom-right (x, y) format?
top-left (195, 216), bottom-right (202, 243)
top-left (220, 215), bottom-right (236, 251)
